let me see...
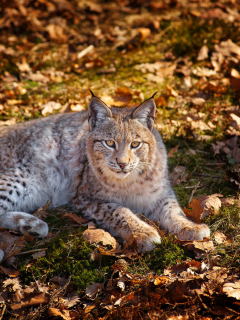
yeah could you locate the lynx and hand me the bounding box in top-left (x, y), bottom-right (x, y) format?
top-left (0, 92), bottom-right (210, 261)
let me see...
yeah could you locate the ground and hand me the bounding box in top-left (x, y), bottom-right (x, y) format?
top-left (1, 0), bottom-right (240, 319)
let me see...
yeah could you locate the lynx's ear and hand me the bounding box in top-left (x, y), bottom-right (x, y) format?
top-left (88, 90), bottom-right (112, 130)
top-left (131, 92), bottom-right (157, 131)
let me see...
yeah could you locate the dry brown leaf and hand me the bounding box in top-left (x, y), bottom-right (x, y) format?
top-left (137, 28), bottom-right (151, 42)
top-left (166, 85), bottom-right (178, 97)
top-left (32, 250), bottom-right (46, 259)
top-left (230, 113), bottom-right (240, 129)
top-left (183, 240), bottom-right (214, 254)
top-left (99, 234), bottom-right (138, 258)
top-left (62, 292), bottom-right (80, 308)
top-left (48, 308), bottom-right (71, 320)
top-left (83, 229), bottom-right (117, 248)
top-left (62, 212), bottom-right (88, 225)
top-left (0, 266), bottom-right (20, 278)
top-left (41, 102), bottom-right (61, 116)
top-left (214, 231), bottom-right (226, 244)
top-left (112, 87), bottom-right (132, 107)
top-left (156, 63), bottom-right (176, 77)
top-left (192, 67), bottom-right (216, 77)
top-left (223, 281), bottom-right (240, 300)
top-left (197, 45), bottom-right (209, 61)
top-left (169, 166), bottom-right (185, 186)
top-left (221, 198), bottom-right (236, 207)
top-left (3, 278), bottom-right (22, 290)
top-left (214, 39), bottom-right (240, 59)
top-left (22, 72), bottom-right (49, 83)
top-left (51, 276), bottom-right (68, 286)
top-left (46, 24), bottom-right (67, 43)
top-left (70, 103), bottom-right (85, 112)
top-left (167, 145), bottom-right (178, 158)
top-left (154, 276), bottom-right (170, 286)
top-left (198, 194), bottom-right (223, 219)
top-left (84, 303), bottom-right (96, 314)
top-left (146, 73), bottom-right (164, 83)
top-left (183, 199), bottom-right (202, 224)
top-left (85, 282), bottom-right (104, 298)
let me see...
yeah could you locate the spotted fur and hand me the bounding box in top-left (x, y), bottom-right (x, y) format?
top-left (0, 94), bottom-right (210, 260)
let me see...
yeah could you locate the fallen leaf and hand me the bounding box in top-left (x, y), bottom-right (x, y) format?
top-left (62, 292), bottom-right (80, 308)
top-left (112, 86), bottom-right (132, 106)
top-left (33, 202), bottom-right (51, 221)
top-left (223, 281), bottom-right (240, 300)
top-left (183, 199), bottom-right (203, 224)
top-left (183, 240), bottom-right (214, 255)
top-left (137, 28), bottom-right (151, 42)
top-left (62, 212), bottom-right (88, 225)
top-left (3, 278), bottom-right (22, 291)
top-left (154, 276), bottom-right (170, 286)
top-left (198, 194), bottom-right (223, 219)
top-left (48, 307), bottom-right (71, 320)
top-left (214, 39), bottom-right (240, 59)
top-left (51, 276), bottom-right (68, 286)
top-left (41, 101), bottom-right (61, 116)
top-left (167, 145), bottom-right (178, 158)
top-left (46, 24), bottom-right (67, 43)
top-left (83, 229), bottom-right (117, 248)
top-left (84, 303), bottom-right (96, 314)
top-left (32, 250), bottom-right (46, 259)
top-left (22, 72), bottom-right (49, 83)
top-left (169, 166), bottom-right (185, 186)
top-left (192, 67), bottom-right (216, 77)
top-left (86, 282), bottom-right (104, 298)
top-left (197, 45), bottom-right (209, 61)
top-left (166, 85), bottom-right (178, 97)
top-left (146, 73), bottom-right (164, 83)
top-left (0, 266), bottom-right (20, 277)
top-left (214, 231), bottom-right (226, 244)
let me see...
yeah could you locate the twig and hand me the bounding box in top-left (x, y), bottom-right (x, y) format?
top-left (189, 181), bottom-right (200, 204)
top-left (193, 173), bottom-right (225, 179)
top-left (16, 248), bottom-right (48, 256)
top-left (0, 304), bottom-right (6, 320)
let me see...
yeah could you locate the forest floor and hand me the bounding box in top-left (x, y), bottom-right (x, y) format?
top-left (1, 0), bottom-right (240, 319)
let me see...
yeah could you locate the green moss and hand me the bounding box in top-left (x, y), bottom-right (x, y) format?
top-left (163, 18), bottom-right (240, 58)
top-left (134, 235), bottom-right (193, 275)
top-left (18, 227), bottom-right (114, 295)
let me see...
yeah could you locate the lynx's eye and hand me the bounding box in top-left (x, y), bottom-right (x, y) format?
top-left (105, 140), bottom-right (115, 148)
top-left (131, 141), bottom-right (141, 149)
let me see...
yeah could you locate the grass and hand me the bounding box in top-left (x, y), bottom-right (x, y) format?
top-left (1, 8), bottom-right (240, 307)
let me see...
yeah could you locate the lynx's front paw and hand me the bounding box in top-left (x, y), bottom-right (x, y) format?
top-left (133, 227), bottom-right (161, 252)
top-left (19, 216), bottom-right (48, 238)
top-left (177, 223), bottom-right (210, 241)
top-left (2, 212), bottom-right (49, 238)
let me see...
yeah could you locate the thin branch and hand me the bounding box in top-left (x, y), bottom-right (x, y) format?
top-left (193, 173), bottom-right (225, 179)
top-left (16, 248), bottom-right (48, 256)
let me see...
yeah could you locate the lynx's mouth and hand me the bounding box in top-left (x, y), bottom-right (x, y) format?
top-left (109, 168), bottom-right (131, 179)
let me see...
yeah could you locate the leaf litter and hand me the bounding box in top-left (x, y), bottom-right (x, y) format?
top-left (1, 0), bottom-right (240, 319)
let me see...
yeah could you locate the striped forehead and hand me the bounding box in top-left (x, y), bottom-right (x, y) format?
top-left (104, 113), bottom-right (138, 142)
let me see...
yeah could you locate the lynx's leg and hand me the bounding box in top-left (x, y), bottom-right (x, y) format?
top-left (75, 200), bottom-right (161, 252)
top-left (0, 211), bottom-right (48, 238)
top-left (0, 210), bottom-right (48, 263)
top-left (150, 197), bottom-right (210, 240)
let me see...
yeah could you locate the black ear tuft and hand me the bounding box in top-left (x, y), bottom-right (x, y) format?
top-left (131, 94), bottom-right (156, 131)
top-left (89, 89), bottom-right (96, 97)
top-left (88, 95), bottom-right (112, 131)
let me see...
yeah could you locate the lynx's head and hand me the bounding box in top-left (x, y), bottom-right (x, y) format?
top-left (86, 92), bottom-right (158, 184)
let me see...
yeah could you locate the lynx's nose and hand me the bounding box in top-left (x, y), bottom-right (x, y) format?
top-left (116, 158), bottom-right (128, 169)
top-left (118, 162), bottom-right (128, 169)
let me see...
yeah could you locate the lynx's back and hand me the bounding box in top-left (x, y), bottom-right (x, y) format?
top-left (0, 111), bottom-right (89, 212)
